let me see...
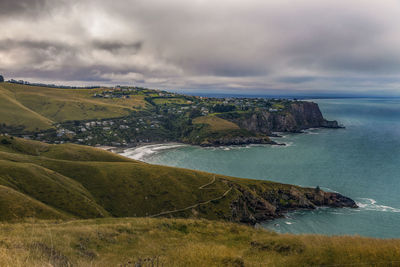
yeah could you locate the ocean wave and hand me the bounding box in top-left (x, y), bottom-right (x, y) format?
top-left (356, 198), bottom-right (400, 213)
top-left (276, 141), bottom-right (294, 147)
top-left (121, 143), bottom-right (187, 161)
top-left (320, 187), bottom-right (339, 193)
top-left (203, 144), bottom-right (266, 151)
top-left (303, 128), bottom-right (321, 135)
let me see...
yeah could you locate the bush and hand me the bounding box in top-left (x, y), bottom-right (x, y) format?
top-left (1, 138), bottom-right (12, 145)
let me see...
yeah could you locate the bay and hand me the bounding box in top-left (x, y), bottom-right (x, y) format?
top-left (123, 98), bottom-right (400, 238)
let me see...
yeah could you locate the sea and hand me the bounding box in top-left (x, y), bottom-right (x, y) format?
top-left (122, 98), bottom-right (400, 238)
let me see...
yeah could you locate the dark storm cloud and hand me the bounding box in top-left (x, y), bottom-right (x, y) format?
top-left (92, 40), bottom-right (143, 53)
top-left (1, 0), bottom-right (400, 95)
top-left (0, 0), bottom-right (68, 17)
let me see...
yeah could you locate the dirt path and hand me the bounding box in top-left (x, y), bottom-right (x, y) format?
top-left (198, 175), bottom-right (216, 189)
top-left (149, 175), bottom-right (232, 218)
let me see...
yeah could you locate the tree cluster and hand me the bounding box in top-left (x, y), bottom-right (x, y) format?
top-left (212, 104), bottom-right (236, 113)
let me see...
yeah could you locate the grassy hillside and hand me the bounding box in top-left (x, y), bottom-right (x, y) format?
top-left (193, 115), bottom-right (240, 131)
top-left (0, 86), bottom-right (54, 131)
top-left (0, 136), bottom-right (233, 220)
top-left (0, 185), bottom-right (68, 221)
top-left (0, 136), bottom-right (353, 224)
top-left (0, 83), bottom-right (147, 131)
top-left (1, 217), bottom-right (400, 266)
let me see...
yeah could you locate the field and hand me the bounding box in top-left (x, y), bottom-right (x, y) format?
top-left (1, 217), bottom-right (400, 266)
top-left (193, 116), bottom-right (240, 131)
top-left (153, 97), bottom-right (188, 105)
top-left (0, 83), bottom-right (147, 131)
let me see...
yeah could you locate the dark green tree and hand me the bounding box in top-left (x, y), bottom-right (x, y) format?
top-left (0, 75), bottom-right (4, 82)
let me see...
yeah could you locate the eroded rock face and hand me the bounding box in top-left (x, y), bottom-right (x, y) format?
top-left (199, 136), bottom-right (276, 147)
top-left (230, 184), bottom-right (357, 225)
top-left (221, 102), bottom-right (341, 135)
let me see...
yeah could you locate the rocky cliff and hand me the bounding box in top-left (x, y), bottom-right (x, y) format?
top-left (229, 182), bottom-right (357, 225)
top-left (198, 134), bottom-right (276, 147)
top-left (219, 101), bottom-right (340, 135)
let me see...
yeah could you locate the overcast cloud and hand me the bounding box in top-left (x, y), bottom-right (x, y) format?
top-left (1, 0), bottom-right (400, 95)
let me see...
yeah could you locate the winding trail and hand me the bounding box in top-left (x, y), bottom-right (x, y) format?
top-left (149, 175), bottom-right (233, 218)
top-left (198, 175), bottom-right (216, 189)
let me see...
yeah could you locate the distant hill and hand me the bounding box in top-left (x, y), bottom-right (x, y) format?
top-left (0, 82), bottom-right (146, 131)
top-left (0, 136), bottom-right (355, 223)
top-left (0, 82), bottom-right (340, 148)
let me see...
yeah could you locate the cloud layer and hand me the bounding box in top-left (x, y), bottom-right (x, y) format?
top-left (1, 0), bottom-right (400, 95)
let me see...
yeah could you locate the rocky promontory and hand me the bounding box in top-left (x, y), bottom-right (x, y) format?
top-left (198, 135), bottom-right (277, 147)
top-left (218, 101), bottom-right (341, 135)
top-left (229, 181), bottom-right (357, 225)
top-left (185, 101), bottom-right (342, 147)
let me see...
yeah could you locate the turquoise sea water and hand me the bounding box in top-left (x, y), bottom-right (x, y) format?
top-left (124, 99), bottom-right (400, 238)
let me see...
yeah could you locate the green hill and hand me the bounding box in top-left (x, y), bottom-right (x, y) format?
top-left (193, 115), bottom-right (240, 131)
top-left (0, 136), bottom-right (356, 223)
top-left (0, 85), bottom-right (54, 131)
top-left (0, 185), bottom-right (68, 221)
top-left (0, 83), bottom-right (147, 131)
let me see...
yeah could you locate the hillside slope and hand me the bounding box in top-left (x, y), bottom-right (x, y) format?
top-left (0, 136), bottom-right (356, 223)
top-left (0, 83), bottom-right (146, 131)
top-left (0, 85), bottom-right (54, 131)
top-left (1, 217), bottom-right (400, 267)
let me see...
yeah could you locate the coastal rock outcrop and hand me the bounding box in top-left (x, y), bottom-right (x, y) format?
top-left (199, 136), bottom-right (276, 147)
top-left (219, 101), bottom-right (341, 135)
top-left (230, 183), bottom-right (357, 225)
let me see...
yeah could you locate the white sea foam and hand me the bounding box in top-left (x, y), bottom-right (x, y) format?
top-left (320, 187), bottom-right (339, 193)
top-left (356, 198), bottom-right (400, 213)
top-left (285, 221), bottom-right (293, 225)
top-left (121, 143), bottom-right (187, 161)
top-left (303, 128), bottom-right (321, 135)
top-left (274, 141), bottom-right (294, 147)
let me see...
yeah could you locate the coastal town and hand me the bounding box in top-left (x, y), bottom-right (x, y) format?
top-left (2, 81), bottom-right (301, 148)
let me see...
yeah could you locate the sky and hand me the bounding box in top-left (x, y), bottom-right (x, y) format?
top-left (1, 0), bottom-right (400, 96)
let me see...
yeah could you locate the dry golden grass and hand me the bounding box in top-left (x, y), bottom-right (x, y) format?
top-left (0, 86), bottom-right (54, 131)
top-left (0, 83), bottom-right (147, 130)
top-left (193, 116), bottom-right (240, 131)
top-left (0, 217), bottom-right (400, 267)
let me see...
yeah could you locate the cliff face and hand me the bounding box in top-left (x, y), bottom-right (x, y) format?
top-left (229, 183), bottom-right (357, 225)
top-left (220, 101), bottom-right (340, 135)
top-left (198, 135), bottom-right (275, 147)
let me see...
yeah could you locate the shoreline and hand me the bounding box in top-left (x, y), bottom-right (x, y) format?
top-left (109, 126), bottom-right (340, 161)
top-left (118, 141), bottom-right (290, 161)
top-left (120, 142), bottom-right (188, 161)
